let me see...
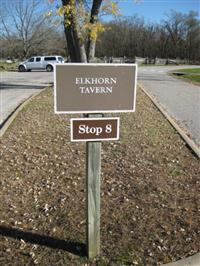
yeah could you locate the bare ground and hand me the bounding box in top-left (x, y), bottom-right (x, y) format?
top-left (0, 88), bottom-right (199, 266)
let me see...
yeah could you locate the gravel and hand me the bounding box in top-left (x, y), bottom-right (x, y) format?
top-left (0, 87), bottom-right (199, 266)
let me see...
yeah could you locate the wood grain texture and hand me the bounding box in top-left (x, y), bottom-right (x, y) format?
top-left (86, 114), bottom-right (102, 258)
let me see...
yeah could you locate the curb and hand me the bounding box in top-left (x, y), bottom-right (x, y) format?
top-left (139, 83), bottom-right (200, 265)
top-left (138, 83), bottom-right (200, 158)
top-left (1, 83), bottom-right (199, 265)
top-left (162, 253), bottom-right (200, 266)
top-left (0, 88), bottom-right (46, 138)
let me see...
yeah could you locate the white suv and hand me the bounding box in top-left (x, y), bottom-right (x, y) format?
top-left (18, 55), bottom-right (64, 72)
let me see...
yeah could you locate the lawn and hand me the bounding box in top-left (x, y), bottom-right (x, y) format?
top-left (0, 62), bottom-right (17, 72)
top-left (172, 68), bottom-right (200, 84)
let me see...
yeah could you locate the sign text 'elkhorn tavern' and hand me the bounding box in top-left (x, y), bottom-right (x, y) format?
top-left (54, 64), bottom-right (137, 113)
top-left (75, 77), bottom-right (117, 94)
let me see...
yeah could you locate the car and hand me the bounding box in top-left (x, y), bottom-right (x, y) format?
top-left (18, 55), bottom-right (64, 72)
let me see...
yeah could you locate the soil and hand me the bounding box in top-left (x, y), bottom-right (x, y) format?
top-left (0, 88), bottom-right (199, 266)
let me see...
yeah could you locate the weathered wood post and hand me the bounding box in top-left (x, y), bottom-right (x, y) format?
top-left (86, 114), bottom-right (102, 259)
top-left (54, 63), bottom-right (137, 260)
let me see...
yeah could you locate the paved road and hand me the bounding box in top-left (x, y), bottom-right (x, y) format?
top-left (0, 71), bottom-right (53, 126)
top-left (1, 66), bottom-right (200, 149)
top-left (138, 65), bottom-right (200, 148)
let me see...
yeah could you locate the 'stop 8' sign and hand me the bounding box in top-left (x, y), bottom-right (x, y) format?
top-left (54, 63), bottom-right (137, 114)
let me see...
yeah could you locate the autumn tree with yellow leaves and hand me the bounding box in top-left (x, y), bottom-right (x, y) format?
top-left (57, 0), bottom-right (119, 62)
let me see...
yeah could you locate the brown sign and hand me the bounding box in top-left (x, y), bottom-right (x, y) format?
top-left (71, 118), bottom-right (120, 142)
top-left (54, 64), bottom-right (137, 114)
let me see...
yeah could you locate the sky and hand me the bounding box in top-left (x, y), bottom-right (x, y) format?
top-left (1, 0), bottom-right (198, 25)
top-left (106, 0), bottom-right (200, 23)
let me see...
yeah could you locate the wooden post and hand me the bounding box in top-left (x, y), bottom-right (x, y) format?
top-left (86, 114), bottom-right (102, 259)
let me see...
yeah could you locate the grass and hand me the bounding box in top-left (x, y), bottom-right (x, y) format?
top-left (0, 87), bottom-right (200, 266)
top-left (176, 68), bottom-right (200, 74)
top-left (172, 68), bottom-right (200, 84)
top-left (0, 62), bottom-right (17, 71)
top-left (140, 64), bottom-right (165, 67)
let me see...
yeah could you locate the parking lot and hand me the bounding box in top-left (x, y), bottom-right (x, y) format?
top-left (1, 66), bottom-right (200, 151)
top-left (0, 71), bottom-right (53, 126)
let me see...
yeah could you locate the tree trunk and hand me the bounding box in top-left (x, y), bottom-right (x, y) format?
top-left (86, 0), bottom-right (103, 62)
top-left (62, 0), bottom-right (87, 62)
top-left (72, 26), bottom-right (87, 63)
top-left (87, 39), bottom-right (96, 62)
top-left (62, 0), bottom-right (102, 63)
top-left (64, 25), bottom-right (77, 62)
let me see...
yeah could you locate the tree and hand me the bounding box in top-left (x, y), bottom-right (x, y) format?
top-left (0, 0), bottom-right (55, 59)
top-left (54, 0), bottom-right (119, 62)
top-left (95, 10), bottom-right (200, 63)
top-left (162, 11), bottom-right (186, 59)
top-left (184, 11), bottom-right (200, 62)
top-left (95, 16), bottom-right (144, 58)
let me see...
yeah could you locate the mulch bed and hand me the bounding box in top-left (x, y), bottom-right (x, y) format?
top-left (0, 88), bottom-right (199, 266)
